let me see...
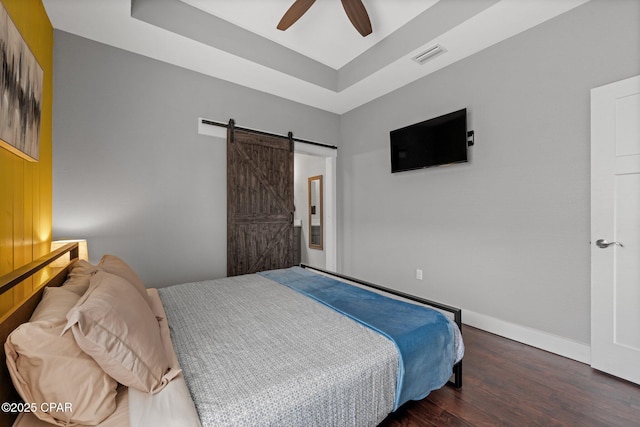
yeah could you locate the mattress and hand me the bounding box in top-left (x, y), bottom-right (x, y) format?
top-left (259, 267), bottom-right (461, 409)
top-left (158, 273), bottom-right (399, 427)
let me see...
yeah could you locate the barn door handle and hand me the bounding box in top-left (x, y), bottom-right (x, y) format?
top-left (290, 212), bottom-right (294, 224)
top-left (595, 239), bottom-right (623, 249)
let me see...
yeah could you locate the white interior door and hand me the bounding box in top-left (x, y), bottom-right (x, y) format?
top-left (591, 75), bottom-right (640, 384)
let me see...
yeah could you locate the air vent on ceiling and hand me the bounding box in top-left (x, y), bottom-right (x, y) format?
top-left (412, 44), bottom-right (445, 65)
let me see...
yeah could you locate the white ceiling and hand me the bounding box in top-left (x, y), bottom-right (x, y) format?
top-left (180, 0), bottom-right (441, 69)
top-left (42, 0), bottom-right (590, 114)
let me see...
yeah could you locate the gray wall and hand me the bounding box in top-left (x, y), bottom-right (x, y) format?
top-left (337, 0), bottom-right (640, 345)
top-left (52, 31), bottom-right (339, 287)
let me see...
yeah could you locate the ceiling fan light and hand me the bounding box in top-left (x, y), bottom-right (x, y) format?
top-left (412, 44), bottom-right (445, 65)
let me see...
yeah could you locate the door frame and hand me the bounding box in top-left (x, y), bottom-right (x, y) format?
top-left (294, 142), bottom-right (337, 271)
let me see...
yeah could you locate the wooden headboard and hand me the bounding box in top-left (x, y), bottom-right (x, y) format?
top-left (0, 242), bottom-right (79, 427)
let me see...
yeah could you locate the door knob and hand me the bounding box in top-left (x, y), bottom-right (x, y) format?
top-left (595, 239), bottom-right (623, 249)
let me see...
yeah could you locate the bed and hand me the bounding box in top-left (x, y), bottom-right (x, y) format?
top-left (0, 243), bottom-right (463, 427)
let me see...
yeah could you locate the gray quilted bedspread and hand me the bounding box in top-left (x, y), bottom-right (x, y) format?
top-left (158, 274), bottom-right (398, 427)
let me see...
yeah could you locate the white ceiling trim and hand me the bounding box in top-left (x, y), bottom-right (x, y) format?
top-left (43, 0), bottom-right (590, 115)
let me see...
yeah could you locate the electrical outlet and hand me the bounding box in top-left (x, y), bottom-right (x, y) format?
top-left (416, 269), bottom-right (423, 280)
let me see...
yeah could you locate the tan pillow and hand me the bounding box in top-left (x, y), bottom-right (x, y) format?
top-left (65, 271), bottom-right (179, 393)
top-left (61, 259), bottom-right (101, 296)
top-left (98, 254), bottom-right (150, 306)
top-left (69, 258), bottom-right (101, 276)
top-left (5, 287), bottom-right (118, 426)
top-left (29, 286), bottom-right (80, 322)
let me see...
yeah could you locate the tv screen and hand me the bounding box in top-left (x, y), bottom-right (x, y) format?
top-left (390, 108), bottom-right (467, 173)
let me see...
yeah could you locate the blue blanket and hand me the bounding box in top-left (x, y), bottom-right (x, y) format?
top-left (258, 267), bottom-right (455, 409)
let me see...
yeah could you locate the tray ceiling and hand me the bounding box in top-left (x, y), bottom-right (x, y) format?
top-left (42, 0), bottom-right (590, 114)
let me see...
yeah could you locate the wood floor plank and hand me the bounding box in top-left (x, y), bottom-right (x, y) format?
top-left (380, 326), bottom-right (640, 426)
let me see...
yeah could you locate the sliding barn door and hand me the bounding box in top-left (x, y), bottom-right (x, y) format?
top-left (227, 128), bottom-right (294, 276)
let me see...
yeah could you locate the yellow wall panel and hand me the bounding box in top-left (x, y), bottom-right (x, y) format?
top-left (12, 161), bottom-right (25, 302)
top-left (0, 150), bottom-right (13, 277)
top-left (0, 0), bottom-right (53, 316)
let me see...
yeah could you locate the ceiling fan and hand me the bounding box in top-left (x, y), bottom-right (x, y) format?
top-left (277, 0), bottom-right (372, 37)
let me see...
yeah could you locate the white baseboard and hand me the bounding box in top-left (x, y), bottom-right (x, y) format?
top-left (462, 309), bottom-right (591, 364)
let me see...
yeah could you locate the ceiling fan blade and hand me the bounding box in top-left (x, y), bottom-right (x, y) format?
top-left (277, 0), bottom-right (317, 31)
top-left (341, 0), bottom-right (372, 37)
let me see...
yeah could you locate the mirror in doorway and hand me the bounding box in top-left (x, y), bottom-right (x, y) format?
top-left (308, 175), bottom-right (323, 249)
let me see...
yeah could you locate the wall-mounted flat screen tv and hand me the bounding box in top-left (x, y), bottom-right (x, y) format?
top-left (390, 108), bottom-right (467, 173)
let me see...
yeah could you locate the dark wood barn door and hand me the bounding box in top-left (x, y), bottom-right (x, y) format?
top-left (227, 128), bottom-right (294, 276)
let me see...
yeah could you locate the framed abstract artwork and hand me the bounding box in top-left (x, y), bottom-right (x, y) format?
top-left (0, 2), bottom-right (43, 162)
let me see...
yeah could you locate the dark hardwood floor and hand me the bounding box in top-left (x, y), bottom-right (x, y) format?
top-left (381, 326), bottom-right (640, 427)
